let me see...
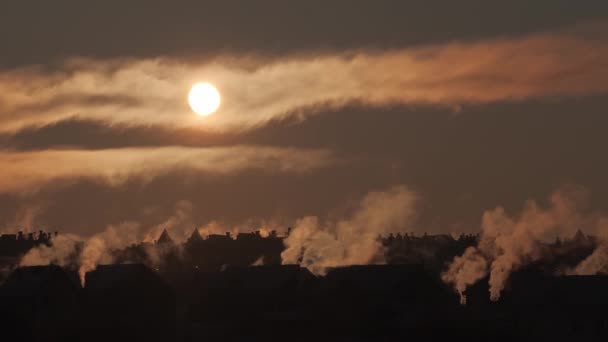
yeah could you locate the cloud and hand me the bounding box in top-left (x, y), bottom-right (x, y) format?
top-left (0, 146), bottom-right (335, 194)
top-left (3, 98), bottom-right (608, 236)
top-left (1, 22), bottom-right (608, 132)
top-left (0, 118), bottom-right (232, 151)
top-left (281, 185), bottom-right (417, 275)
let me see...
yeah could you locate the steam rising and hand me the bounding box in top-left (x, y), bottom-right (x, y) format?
top-left (571, 244), bottom-right (608, 275)
top-left (78, 222), bottom-right (140, 286)
top-left (441, 246), bottom-right (488, 304)
top-left (15, 184), bottom-right (608, 294)
top-left (17, 203), bottom-right (192, 287)
top-left (7, 205), bottom-right (43, 233)
top-left (144, 201), bottom-right (195, 244)
top-left (20, 233), bottom-right (81, 267)
top-left (568, 220), bottom-right (608, 275)
top-left (443, 187), bottom-right (608, 302)
top-left (281, 185), bottom-right (416, 275)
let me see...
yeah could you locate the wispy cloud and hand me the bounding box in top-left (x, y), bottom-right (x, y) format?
top-left (0, 146), bottom-right (335, 194)
top-left (1, 22), bottom-right (607, 132)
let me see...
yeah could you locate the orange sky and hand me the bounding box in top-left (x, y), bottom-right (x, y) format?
top-left (1, 2), bottom-right (608, 238)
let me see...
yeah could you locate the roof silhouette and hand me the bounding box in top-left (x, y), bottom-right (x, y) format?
top-left (157, 229), bottom-right (174, 245)
top-left (187, 228), bottom-right (204, 244)
top-left (571, 229), bottom-right (589, 244)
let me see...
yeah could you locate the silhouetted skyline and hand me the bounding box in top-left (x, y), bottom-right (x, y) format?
top-left (2, 3), bottom-right (608, 340)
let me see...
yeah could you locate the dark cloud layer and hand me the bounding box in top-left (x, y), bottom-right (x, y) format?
top-left (1, 119), bottom-right (229, 150)
top-left (2, 1), bottom-right (607, 68)
top-left (10, 94), bottom-right (142, 117)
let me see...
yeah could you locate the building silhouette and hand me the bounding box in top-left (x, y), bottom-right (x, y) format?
top-left (0, 229), bottom-right (607, 341)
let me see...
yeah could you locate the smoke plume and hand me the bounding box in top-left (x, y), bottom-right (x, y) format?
top-left (4, 204), bottom-right (44, 234)
top-left (571, 244), bottom-right (608, 275)
top-left (441, 246), bottom-right (489, 304)
top-left (281, 185), bottom-right (416, 275)
top-left (14, 200), bottom-right (199, 286)
top-left (20, 233), bottom-right (81, 267)
top-left (567, 218), bottom-right (608, 275)
top-left (144, 201), bottom-right (194, 244)
top-left (78, 222), bottom-right (140, 286)
top-left (443, 186), bottom-right (608, 302)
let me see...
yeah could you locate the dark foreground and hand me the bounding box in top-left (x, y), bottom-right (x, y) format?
top-left (0, 264), bottom-right (607, 342)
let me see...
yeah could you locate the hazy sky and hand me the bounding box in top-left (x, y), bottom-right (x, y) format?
top-left (1, 1), bottom-right (608, 237)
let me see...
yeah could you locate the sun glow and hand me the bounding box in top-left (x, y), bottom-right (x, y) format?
top-left (188, 83), bottom-right (221, 116)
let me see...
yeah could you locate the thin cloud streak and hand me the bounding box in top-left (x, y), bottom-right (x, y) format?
top-left (1, 23), bottom-right (607, 132)
top-left (0, 146), bottom-right (335, 194)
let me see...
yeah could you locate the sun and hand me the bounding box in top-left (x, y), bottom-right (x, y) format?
top-left (188, 82), bottom-right (221, 116)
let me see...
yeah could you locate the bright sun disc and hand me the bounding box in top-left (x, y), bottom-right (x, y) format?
top-left (188, 83), bottom-right (221, 116)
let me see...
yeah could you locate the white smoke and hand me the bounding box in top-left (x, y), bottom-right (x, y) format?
top-left (144, 200), bottom-right (194, 244)
top-left (443, 186), bottom-right (608, 302)
top-left (568, 218), bottom-right (608, 275)
top-left (441, 246), bottom-right (489, 304)
top-left (19, 233), bottom-right (82, 267)
top-left (78, 222), bottom-right (141, 287)
top-left (281, 185), bottom-right (417, 275)
top-left (2, 204), bottom-right (45, 234)
top-left (15, 200), bottom-right (195, 286)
